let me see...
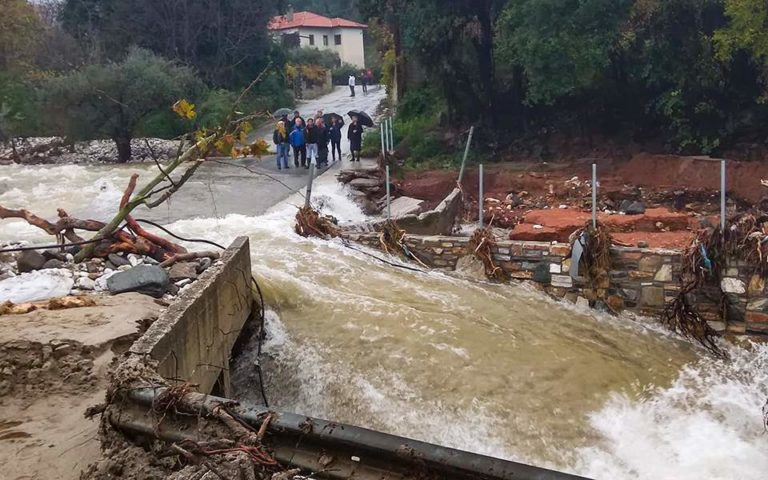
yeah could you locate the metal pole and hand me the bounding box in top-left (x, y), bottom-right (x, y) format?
top-left (380, 123), bottom-right (386, 160)
top-left (386, 165), bottom-right (391, 220)
top-left (591, 163), bottom-right (597, 229)
top-left (721, 159), bottom-right (726, 232)
top-left (389, 116), bottom-right (395, 151)
top-left (458, 126), bottom-right (475, 184)
top-left (479, 164), bottom-right (484, 229)
top-left (386, 118), bottom-right (392, 152)
top-left (304, 163), bottom-right (315, 209)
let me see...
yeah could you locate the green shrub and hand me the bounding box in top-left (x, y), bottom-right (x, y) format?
top-left (287, 47), bottom-right (341, 69)
top-left (332, 63), bottom-right (362, 85)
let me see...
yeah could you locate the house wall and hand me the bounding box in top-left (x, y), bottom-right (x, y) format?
top-left (277, 27), bottom-right (366, 69)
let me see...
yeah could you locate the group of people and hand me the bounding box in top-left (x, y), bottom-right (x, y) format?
top-left (273, 109), bottom-right (365, 170)
top-left (348, 69), bottom-right (375, 97)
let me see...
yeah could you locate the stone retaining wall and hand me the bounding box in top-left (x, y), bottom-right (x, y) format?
top-left (129, 237), bottom-right (253, 396)
top-left (345, 232), bottom-right (767, 336)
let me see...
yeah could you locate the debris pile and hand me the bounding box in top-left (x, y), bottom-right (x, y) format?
top-left (0, 137), bottom-right (182, 165)
top-left (0, 246), bottom-right (218, 305)
top-left (468, 227), bottom-right (508, 281)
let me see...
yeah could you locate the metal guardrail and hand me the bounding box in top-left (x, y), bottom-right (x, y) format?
top-left (112, 388), bottom-right (590, 480)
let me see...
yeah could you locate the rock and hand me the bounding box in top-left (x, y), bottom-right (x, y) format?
top-left (174, 279), bottom-right (192, 288)
top-left (654, 264), bottom-right (673, 282)
top-left (348, 178), bottom-right (381, 189)
top-left (607, 295), bottom-right (625, 312)
top-left (104, 261), bottom-right (117, 270)
top-left (17, 250), bottom-right (47, 273)
top-left (42, 259), bottom-right (67, 270)
top-left (108, 253), bottom-right (131, 267)
top-left (624, 201), bottom-right (646, 215)
top-left (197, 258), bottom-right (212, 273)
top-left (637, 240), bottom-right (649, 249)
top-left (95, 271), bottom-right (116, 291)
top-left (505, 193), bottom-right (523, 207)
top-left (640, 286), bottom-right (665, 307)
top-left (42, 250), bottom-right (67, 262)
top-left (86, 260), bottom-right (102, 274)
top-left (168, 262), bottom-right (198, 281)
top-left (618, 200), bottom-right (632, 213)
top-left (532, 263), bottom-right (551, 283)
top-left (166, 284), bottom-right (180, 296)
top-left (75, 276), bottom-right (96, 290)
top-left (389, 197), bottom-right (426, 218)
top-left (720, 278), bottom-right (746, 295)
top-left (127, 254), bottom-right (144, 267)
top-left (106, 265), bottom-right (169, 298)
top-left (575, 296), bottom-right (590, 309)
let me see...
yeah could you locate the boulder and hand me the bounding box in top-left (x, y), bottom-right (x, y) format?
top-left (389, 196), bottom-right (426, 218)
top-left (168, 262), bottom-right (198, 282)
top-left (107, 265), bottom-right (170, 298)
top-left (17, 250), bottom-right (47, 273)
top-left (108, 253), bottom-right (131, 267)
top-left (42, 259), bottom-right (66, 270)
top-left (624, 201), bottom-right (646, 215)
top-left (349, 178), bottom-right (382, 189)
top-left (42, 250), bottom-right (67, 262)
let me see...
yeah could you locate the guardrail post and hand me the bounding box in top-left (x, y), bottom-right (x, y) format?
top-left (304, 163), bottom-right (315, 209)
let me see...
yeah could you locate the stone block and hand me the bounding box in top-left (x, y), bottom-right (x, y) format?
top-left (523, 249), bottom-right (543, 257)
top-left (638, 256), bottom-right (663, 273)
top-left (501, 261), bottom-right (522, 271)
top-left (607, 295), bottom-right (625, 312)
top-left (707, 321), bottom-right (727, 333)
top-left (727, 322), bottom-right (747, 334)
top-left (748, 298), bottom-right (768, 312)
top-left (532, 263), bottom-right (551, 283)
top-left (748, 275), bottom-right (765, 296)
top-left (622, 289), bottom-right (640, 303)
top-left (746, 311), bottom-right (768, 324)
top-left (510, 271), bottom-right (533, 280)
top-left (522, 262), bottom-right (538, 270)
top-left (629, 271), bottom-right (654, 280)
top-left (549, 244), bottom-right (571, 257)
top-left (549, 263), bottom-right (562, 274)
top-left (640, 286), bottom-right (665, 307)
top-left (654, 264), bottom-right (673, 282)
top-left (720, 278), bottom-right (746, 295)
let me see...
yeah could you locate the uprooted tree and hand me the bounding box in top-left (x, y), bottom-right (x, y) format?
top-left (0, 70), bottom-right (271, 263)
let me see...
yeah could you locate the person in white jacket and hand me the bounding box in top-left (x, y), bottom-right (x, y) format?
top-left (348, 74), bottom-right (356, 97)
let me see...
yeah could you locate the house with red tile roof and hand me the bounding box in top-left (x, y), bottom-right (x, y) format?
top-left (268, 10), bottom-right (368, 68)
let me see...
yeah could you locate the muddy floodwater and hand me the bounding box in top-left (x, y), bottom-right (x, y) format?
top-left (2, 90), bottom-right (768, 479)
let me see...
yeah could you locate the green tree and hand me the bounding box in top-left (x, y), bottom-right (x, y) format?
top-left (44, 48), bottom-right (205, 161)
top-left (715, 0), bottom-right (768, 85)
top-left (0, 0), bottom-right (43, 71)
top-left (61, 0), bottom-right (280, 87)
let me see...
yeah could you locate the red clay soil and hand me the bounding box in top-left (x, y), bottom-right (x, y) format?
top-left (612, 154), bottom-right (768, 202)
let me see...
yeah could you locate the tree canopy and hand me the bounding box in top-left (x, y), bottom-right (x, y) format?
top-left (44, 48), bottom-right (205, 161)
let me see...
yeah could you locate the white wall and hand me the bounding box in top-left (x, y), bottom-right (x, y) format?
top-left (278, 26), bottom-right (366, 69)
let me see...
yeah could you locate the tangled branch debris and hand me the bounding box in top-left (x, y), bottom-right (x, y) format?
top-left (379, 220), bottom-right (428, 268)
top-left (662, 213), bottom-right (768, 356)
top-left (575, 221), bottom-right (613, 298)
top-left (294, 206), bottom-right (340, 238)
top-left (468, 227), bottom-right (508, 281)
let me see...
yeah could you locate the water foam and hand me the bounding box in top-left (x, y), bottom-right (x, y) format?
top-left (572, 342), bottom-right (768, 479)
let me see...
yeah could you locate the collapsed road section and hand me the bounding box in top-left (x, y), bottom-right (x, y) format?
top-left (83, 236), bottom-right (587, 480)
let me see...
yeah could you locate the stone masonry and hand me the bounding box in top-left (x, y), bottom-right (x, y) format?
top-left (344, 232), bottom-right (767, 336)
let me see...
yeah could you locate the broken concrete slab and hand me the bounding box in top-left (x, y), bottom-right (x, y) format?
top-left (388, 196), bottom-right (426, 218)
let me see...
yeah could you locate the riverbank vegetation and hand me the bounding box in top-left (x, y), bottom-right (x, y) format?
top-left (361, 0), bottom-right (768, 163)
top-left (1, 0), bottom-right (290, 161)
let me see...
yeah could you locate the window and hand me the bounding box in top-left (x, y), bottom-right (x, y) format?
top-left (334, 34), bottom-right (342, 45)
top-left (323, 35), bottom-right (329, 46)
top-left (308, 34), bottom-right (315, 46)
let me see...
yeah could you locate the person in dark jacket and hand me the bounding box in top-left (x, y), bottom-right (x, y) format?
top-left (272, 120), bottom-right (290, 170)
top-left (289, 118), bottom-right (306, 167)
top-left (316, 118), bottom-right (331, 167)
top-left (347, 116), bottom-right (364, 162)
top-left (328, 117), bottom-right (342, 162)
top-left (291, 110), bottom-right (304, 131)
top-left (305, 117), bottom-right (318, 167)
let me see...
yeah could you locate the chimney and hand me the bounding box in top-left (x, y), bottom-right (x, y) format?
top-left (287, 6), bottom-right (294, 22)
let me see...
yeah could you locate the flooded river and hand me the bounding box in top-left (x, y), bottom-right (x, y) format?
top-left (1, 89), bottom-right (767, 479)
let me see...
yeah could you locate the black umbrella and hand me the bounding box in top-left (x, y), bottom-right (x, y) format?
top-left (323, 112), bottom-right (345, 127)
top-left (273, 107), bottom-right (293, 119)
top-left (347, 110), bottom-right (373, 127)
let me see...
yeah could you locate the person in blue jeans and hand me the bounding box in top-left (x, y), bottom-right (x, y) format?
top-left (272, 121), bottom-right (290, 170)
top-left (289, 118), bottom-right (307, 168)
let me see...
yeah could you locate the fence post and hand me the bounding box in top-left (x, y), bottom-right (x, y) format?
top-left (721, 159), bottom-right (726, 233)
top-left (386, 165), bottom-right (391, 221)
top-left (458, 126), bottom-right (475, 184)
top-left (380, 123), bottom-right (386, 160)
top-left (592, 163), bottom-right (597, 229)
top-left (479, 164), bottom-right (484, 229)
top-left (304, 163), bottom-right (315, 209)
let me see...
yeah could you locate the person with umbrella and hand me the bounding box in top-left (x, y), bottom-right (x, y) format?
top-left (347, 115), bottom-right (364, 162)
top-left (327, 115), bottom-right (343, 163)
